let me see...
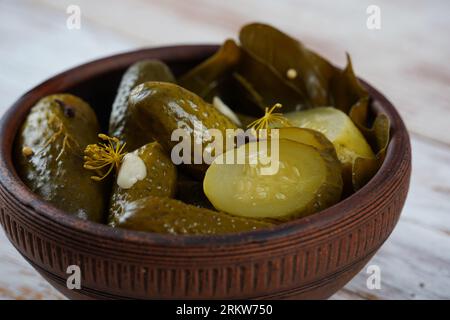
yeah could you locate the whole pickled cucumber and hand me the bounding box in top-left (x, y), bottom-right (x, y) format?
top-left (109, 142), bottom-right (177, 226)
top-left (128, 82), bottom-right (238, 177)
top-left (15, 94), bottom-right (106, 222)
top-left (109, 60), bottom-right (175, 150)
top-left (115, 196), bottom-right (273, 235)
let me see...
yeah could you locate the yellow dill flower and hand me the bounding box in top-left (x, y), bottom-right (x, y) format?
top-left (83, 134), bottom-right (126, 181)
top-left (247, 103), bottom-right (291, 131)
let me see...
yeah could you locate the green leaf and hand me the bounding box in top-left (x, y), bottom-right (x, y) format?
top-left (239, 22), bottom-right (335, 106)
top-left (330, 54), bottom-right (369, 114)
top-left (235, 48), bottom-right (309, 112)
top-left (238, 23), bottom-right (390, 192)
top-left (178, 39), bottom-right (241, 101)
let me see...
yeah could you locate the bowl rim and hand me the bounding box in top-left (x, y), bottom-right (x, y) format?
top-left (0, 44), bottom-right (410, 248)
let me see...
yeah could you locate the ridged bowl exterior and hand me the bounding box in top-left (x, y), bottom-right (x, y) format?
top-left (0, 45), bottom-right (411, 299)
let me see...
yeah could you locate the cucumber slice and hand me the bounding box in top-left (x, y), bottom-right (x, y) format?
top-left (285, 107), bottom-right (375, 166)
top-left (203, 139), bottom-right (342, 220)
top-left (277, 127), bottom-right (338, 158)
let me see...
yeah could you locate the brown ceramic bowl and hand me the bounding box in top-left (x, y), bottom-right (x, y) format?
top-left (0, 45), bottom-right (411, 300)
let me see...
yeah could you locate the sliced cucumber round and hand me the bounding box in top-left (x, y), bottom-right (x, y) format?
top-left (285, 107), bottom-right (375, 167)
top-left (203, 139), bottom-right (342, 220)
top-left (277, 127), bottom-right (338, 159)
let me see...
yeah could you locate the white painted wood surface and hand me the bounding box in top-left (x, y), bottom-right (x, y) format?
top-left (0, 0), bottom-right (449, 300)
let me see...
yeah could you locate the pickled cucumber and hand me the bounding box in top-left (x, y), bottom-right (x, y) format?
top-left (109, 142), bottom-right (177, 226)
top-left (15, 94), bottom-right (106, 222)
top-left (285, 107), bottom-right (375, 165)
top-left (203, 139), bottom-right (343, 220)
top-left (277, 127), bottom-right (338, 159)
top-left (128, 82), bottom-right (238, 177)
top-left (109, 60), bottom-right (175, 150)
top-left (115, 196), bottom-right (273, 234)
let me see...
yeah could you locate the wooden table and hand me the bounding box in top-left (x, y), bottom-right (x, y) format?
top-left (0, 0), bottom-right (449, 300)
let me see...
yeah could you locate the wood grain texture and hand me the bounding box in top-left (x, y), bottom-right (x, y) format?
top-left (0, 0), bottom-right (448, 300)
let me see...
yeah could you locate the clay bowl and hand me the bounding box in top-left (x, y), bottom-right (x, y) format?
top-left (0, 45), bottom-right (411, 299)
